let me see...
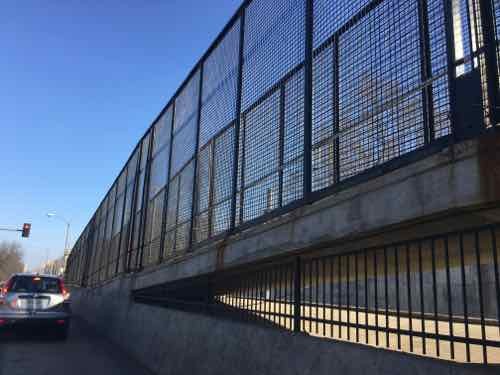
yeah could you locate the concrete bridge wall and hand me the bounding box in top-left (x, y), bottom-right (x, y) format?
top-left (70, 134), bottom-right (500, 374)
top-left (71, 278), bottom-right (497, 375)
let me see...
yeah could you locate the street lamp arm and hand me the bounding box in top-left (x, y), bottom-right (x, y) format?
top-left (46, 212), bottom-right (71, 250)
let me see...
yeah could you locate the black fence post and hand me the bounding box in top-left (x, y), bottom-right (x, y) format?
top-left (442, 0), bottom-right (459, 139)
top-left (230, 9), bottom-right (246, 232)
top-left (303, 0), bottom-right (314, 201)
top-left (417, 0), bottom-right (435, 144)
top-left (138, 132), bottom-right (154, 270)
top-left (479, 0), bottom-right (500, 127)
top-left (188, 65), bottom-right (204, 251)
top-left (158, 104), bottom-right (175, 264)
top-left (294, 256), bottom-right (302, 332)
top-left (126, 146), bottom-right (142, 273)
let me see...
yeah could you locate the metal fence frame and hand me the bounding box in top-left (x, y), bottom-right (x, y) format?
top-left (133, 223), bottom-right (500, 364)
top-left (67, 0), bottom-right (499, 290)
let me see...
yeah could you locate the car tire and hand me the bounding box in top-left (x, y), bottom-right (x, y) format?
top-left (55, 326), bottom-right (69, 340)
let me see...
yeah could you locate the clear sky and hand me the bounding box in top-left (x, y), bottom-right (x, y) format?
top-left (0, 0), bottom-right (241, 270)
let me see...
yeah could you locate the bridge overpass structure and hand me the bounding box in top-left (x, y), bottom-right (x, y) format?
top-left (66, 0), bottom-right (500, 373)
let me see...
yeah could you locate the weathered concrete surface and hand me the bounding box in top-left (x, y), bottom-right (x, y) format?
top-left (72, 135), bottom-right (500, 374)
top-left (71, 278), bottom-right (498, 375)
top-left (131, 135), bottom-right (500, 292)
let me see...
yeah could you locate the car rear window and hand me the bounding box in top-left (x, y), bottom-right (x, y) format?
top-left (10, 276), bottom-right (61, 294)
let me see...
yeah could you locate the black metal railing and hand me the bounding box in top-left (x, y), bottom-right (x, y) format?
top-left (134, 223), bottom-right (500, 364)
top-left (68, 0), bottom-right (499, 298)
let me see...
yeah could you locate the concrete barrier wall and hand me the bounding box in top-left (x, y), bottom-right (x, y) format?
top-left (71, 277), bottom-right (498, 375)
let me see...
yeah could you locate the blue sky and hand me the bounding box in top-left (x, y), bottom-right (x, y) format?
top-left (0, 0), bottom-right (241, 269)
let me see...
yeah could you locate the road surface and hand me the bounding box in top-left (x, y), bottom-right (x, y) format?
top-left (0, 318), bottom-right (152, 375)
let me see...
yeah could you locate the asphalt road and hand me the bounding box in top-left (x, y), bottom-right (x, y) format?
top-left (0, 318), bottom-right (152, 375)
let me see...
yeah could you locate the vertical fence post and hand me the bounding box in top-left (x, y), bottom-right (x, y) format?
top-left (82, 219), bottom-right (95, 287)
top-left (158, 104), bottom-right (176, 263)
top-left (138, 133), bottom-right (154, 270)
top-left (417, 0), bottom-right (435, 144)
top-left (294, 256), bottom-right (302, 332)
top-left (189, 65), bottom-right (204, 250)
top-left (126, 146), bottom-right (142, 273)
top-left (278, 85), bottom-right (285, 208)
top-left (442, 0), bottom-right (459, 139)
top-left (303, 0), bottom-right (314, 201)
top-left (479, 0), bottom-right (500, 127)
top-left (230, 9), bottom-right (246, 232)
top-left (115, 169), bottom-right (129, 276)
top-left (332, 35), bottom-right (340, 185)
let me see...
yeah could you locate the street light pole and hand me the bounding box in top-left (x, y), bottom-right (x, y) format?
top-left (47, 213), bottom-right (71, 276)
top-left (47, 212), bottom-right (71, 252)
top-left (64, 221), bottom-right (70, 252)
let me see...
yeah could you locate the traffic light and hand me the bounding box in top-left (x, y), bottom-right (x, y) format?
top-left (21, 223), bottom-right (31, 238)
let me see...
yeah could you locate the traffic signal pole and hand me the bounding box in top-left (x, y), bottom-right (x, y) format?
top-left (0, 223), bottom-right (31, 238)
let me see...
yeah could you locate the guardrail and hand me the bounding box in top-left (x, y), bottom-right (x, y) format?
top-left (134, 223), bottom-right (500, 364)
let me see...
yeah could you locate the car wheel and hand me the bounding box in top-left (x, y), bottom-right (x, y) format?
top-left (55, 326), bottom-right (69, 340)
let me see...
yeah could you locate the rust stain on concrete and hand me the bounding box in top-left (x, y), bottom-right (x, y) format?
top-left (478, 131), bottom-right (500, 202)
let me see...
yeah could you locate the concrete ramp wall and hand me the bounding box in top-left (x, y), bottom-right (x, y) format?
top-left (71, 277), bottom-right (497, 375)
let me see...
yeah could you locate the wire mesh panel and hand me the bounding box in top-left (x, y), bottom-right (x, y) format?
top-left (282, 69), bottom-right (305, 206)
top-left (239, 91), bottom-right (281, 222)
top-left (427, 0), bottom-right (452, 138)
top-left (193, 19), bottom-right (240, 243)
top-left (104, 185), bottom-right (116, 279)
top-left (194, 143), bottom-right (211, 243)
top-left (241, 0), bottom-right (305, 112)
top-left (338, 0), bottom-right (425, 180)
top-left (194, 126), bottom-right (235, 243)
top-left (313, 0), bottom-right (371, 49)
top-left (236, 0), bottom-right (306, 224)
top-left (199, 20), bottom-right (240, 148)
top-left (171, 71), bottom-right (200, 177)
top-left (161, 70), bottom-right (200, 258)
top-left (69, 0), bottom-right (500, 290)
top-left (129, 133), bottom-right (150, 271)
top-left (312, 43), bottom-right (336, 191)
top-left (164, 161), bottom-right (195, 257)
top-left (211, 127), bottom-right (235, 235)
top-left (143, 108), bottom-right (173, 267)
top-left (118, 148), bottom-right (139, 274)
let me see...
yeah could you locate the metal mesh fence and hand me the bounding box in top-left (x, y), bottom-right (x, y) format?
top-left (68, 0), bottom-right (499, 300)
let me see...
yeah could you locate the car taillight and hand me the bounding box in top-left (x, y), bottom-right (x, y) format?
top-left (2, 278), bottom-right (13, 295)
top-left (59, 279), bottom-right (69, 299)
